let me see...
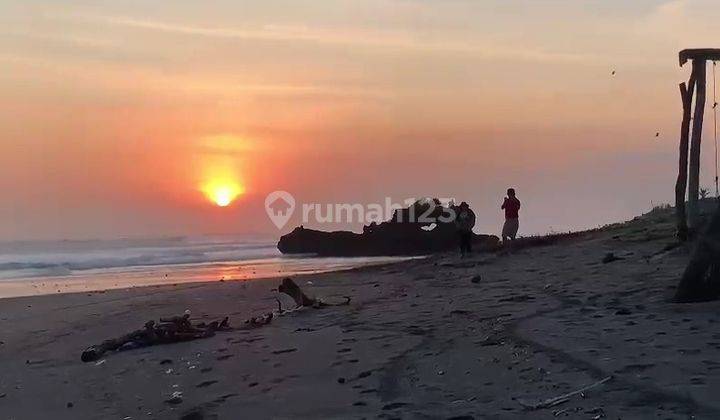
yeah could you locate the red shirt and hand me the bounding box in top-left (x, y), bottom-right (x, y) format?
top-left (502, 197), bottom-right (520, 219)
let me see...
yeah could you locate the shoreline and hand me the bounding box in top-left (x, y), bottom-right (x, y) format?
top-left (3, 208), bottom-right (720, 418)
top-left (0, 256), bottom-right (416, 300)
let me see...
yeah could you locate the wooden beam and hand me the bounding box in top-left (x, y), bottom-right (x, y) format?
top-left (680, 49), bottom-right (720, 66)
top-left (676, 78), bottom-right (696, 240)
top-left (688, 59), bottom-right (707, 231)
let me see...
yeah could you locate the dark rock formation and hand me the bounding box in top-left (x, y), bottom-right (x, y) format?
top-left (674, 200), bottom-right (720, 302)
top-left (277, 199), bottom-right (499, 256)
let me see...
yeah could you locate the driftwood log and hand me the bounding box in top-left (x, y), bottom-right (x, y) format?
top-left (674, 203), bottom-right (720, 302)
top-left (277, 277), bottom-right (351, 309)
top-left (81, 278), bottom-right (350, 362)
top-left (81, 314), bottom-right (234, 362)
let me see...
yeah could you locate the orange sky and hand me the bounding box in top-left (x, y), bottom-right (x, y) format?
top-left (1, 0), bottom-right (719, 240)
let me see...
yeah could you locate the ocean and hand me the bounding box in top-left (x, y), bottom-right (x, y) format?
top-left (0, 236), bottom-right (411, 298)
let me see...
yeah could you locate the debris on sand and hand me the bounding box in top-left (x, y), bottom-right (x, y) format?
top-left (81, 277), bottom-right (352, 362)
top-left (518, 376), bottom-right (613, 410)
top-left (81, 314), bottom-right (232, 362)
top-left (165, 391), bottom-right (183, 405)
top-left (615, 308), bottom-right (632, 316)
top-left (278, 277), bottom-right (351, 309)
top-left (241, 313), bottom-right (273, 329)
top-left (602, 253), bottom-right (623, 264)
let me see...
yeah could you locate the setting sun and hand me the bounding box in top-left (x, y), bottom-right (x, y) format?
top-left (204, 181), bottom-right (244, 207)
top-left (197, 134), bottom-right (249, 207)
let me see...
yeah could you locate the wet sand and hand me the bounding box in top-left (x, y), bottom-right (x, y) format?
top-left (0, 256), bottom-right (412, 299)
top-left (2, 207), bottom-right (720, 419)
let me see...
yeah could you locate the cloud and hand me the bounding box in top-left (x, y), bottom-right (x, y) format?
top-left (62, 13), bottom-right (601, 64)
top-left (635, 0), bottom-right (717, 47)
top-left (0, 28), bottom-right (118, 49)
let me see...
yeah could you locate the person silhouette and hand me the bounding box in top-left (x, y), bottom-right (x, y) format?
top-left (501, 188), bottom-right (521, 242)
top-left (455, 202), bottom-right (476, 257)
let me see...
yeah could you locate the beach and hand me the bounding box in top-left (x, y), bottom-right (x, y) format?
top-left (2, 207), bottom-right (720, 419)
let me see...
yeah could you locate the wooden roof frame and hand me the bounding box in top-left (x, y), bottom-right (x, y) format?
top-left (679, 48), bottom-right (720, 66)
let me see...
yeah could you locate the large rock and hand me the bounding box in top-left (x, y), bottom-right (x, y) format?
top-left (277, 199), bottom-right (499, 256)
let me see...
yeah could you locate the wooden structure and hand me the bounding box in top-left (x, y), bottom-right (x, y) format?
top-left (675, 49), bottom-right (720, 239)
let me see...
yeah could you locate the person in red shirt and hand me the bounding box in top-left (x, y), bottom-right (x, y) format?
top-left (501, 188), bottom-right (520, 242)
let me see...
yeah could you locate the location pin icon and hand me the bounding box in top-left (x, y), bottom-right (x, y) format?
top-left (265, 191), bottom-right (296, 229)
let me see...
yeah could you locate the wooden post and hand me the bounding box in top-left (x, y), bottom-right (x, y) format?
top-left (676, 79), bottom-right (695, 240)
top-left (688, 59), bottom-right (707, 232)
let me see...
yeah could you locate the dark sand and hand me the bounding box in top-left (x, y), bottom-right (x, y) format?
top-left (2, 207), bottom-right (720, 419)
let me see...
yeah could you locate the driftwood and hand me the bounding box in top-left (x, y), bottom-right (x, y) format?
top-left (81, 278), bottom-right (350, 362)
top-left (81, 314), bottom-right (233, 362)
top-left (674, 203), bottom-right (720, 302)
top-left (518, 376), bottom-right (613, 410)
top-left (81, 312), bottom-right (276, 362)
top-left (240, 312), bottom-right (274, 329)
top-left (277, 277), bottom-right (351, 309)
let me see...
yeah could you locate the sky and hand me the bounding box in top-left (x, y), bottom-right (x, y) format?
top-left (1, 0), bottom-right (719, 241)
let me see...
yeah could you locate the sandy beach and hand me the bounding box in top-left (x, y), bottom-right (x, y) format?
top-left (2, 207), bottom-right (719, 419)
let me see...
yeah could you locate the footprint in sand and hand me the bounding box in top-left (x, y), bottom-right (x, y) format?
top-left (615, 363), bottom-right (655, 374)
top-left (179, 409), bottom-right (205, 420)
top-left (382, 402), bottom-right (408, 410)
top-left (211, 393), bottom-right (238, 404)
top-left (272, 348), bottom-right (298, 355)
top-left (195, 380), bottom-right (218, 388)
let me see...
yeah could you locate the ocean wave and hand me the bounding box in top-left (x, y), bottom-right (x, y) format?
top-left (0, 238), bottom-right (279, 278)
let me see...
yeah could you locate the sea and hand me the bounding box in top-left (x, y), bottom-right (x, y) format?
top-left (0, 236), bottom-right (411, 299)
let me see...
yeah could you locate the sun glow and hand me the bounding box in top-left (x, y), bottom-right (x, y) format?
top-left (203, 181), bottom-right (244, 207)
top-left (197, 134), bottom-right (253, 207)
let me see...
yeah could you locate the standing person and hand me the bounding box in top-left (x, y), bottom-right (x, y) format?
top-left (501, 188), bottom-right (521, 242)
top-left (455, 202), bottom-right (476, 257)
